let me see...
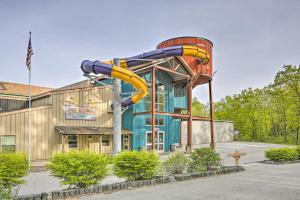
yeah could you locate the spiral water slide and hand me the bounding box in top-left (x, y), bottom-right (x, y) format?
top-left (81, 45), bottom-right (209, 107)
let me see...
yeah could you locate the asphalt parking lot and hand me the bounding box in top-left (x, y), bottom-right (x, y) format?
top-left (19, 142), bottom-right (291, 195)
top-left (78, 163), bottom-right (300, 200)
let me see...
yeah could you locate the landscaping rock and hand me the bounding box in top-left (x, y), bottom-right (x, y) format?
top-left (16, 165), bottom-right (245, 200)
top-left (262, 160), bottom-right (300, 165)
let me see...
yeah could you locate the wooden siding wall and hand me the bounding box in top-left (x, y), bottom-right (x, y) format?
top-left (0, 106), bottom-right (53, 160)
top-left (0, 98), bottom-right (27, 113)
top-left (53, 80), bottom-right (93, 92)
top-left (52, 86), bottom-right (113, 128)
top-left (0, 86), bottom-right (113, 161)
top-left (52, 86), bottom-right (113, 156)
top-left (62, 135), bottom-right (112, 154)
top-left (32, 96), bottom-right (52, 108)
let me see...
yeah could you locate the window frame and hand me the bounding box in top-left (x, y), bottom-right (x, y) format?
top-left (102, 135), bottom-right (110, 146)
top-left (145, 81), bottom-right (166, 112)
top-left (1, 135), bottom-right (16, 153)
top-left (68, 135), bottom-right (78, 149)
top-left (145, 117), bottom-right (165, 126)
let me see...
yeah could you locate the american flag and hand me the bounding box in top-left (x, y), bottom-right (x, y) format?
top-left (26, 32), bottom-right (33, 70)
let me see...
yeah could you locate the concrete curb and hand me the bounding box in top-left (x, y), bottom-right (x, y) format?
top-left (173, 166), bottom-right (244, 181)
top-left (15, 166), bottom-right (244, 200)
top-left (260, 160), bottom-right (300, 165)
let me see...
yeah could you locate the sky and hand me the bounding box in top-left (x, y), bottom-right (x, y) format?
top-left (0, 0), bottom-right (299, 102)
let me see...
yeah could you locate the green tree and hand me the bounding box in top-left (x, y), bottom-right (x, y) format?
top-left (207, 65), bottom-right (300, 145)
top-left (192, 97), bottom-right (208, 116)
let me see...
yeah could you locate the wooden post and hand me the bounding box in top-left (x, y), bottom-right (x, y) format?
top-left (61, 134), bottom-right (65, 153)
top-left (97, 135), bottom-right (101, 153)
top-left (151, 67), bottom-right (156, 150)
top-left (187, 82), bottom-right (193, 152)
top-left (209, 80), bottom-right (215, 148)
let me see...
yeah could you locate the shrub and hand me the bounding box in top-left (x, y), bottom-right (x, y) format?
top-left (188, 147), bottom-right (222, 172)
top-left (112, 151), bottom-right (159, 181)
top-left (163, 152), bottom-right (189, 174)
top-left (48, 151), bottom-right (109, 188)
top-left (265, 148), bottom-right (298, 162)
top-left (0, 153), bottom-right (29, 199)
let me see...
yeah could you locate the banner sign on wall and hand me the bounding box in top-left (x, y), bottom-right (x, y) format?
top-left (65, 105), bottom-right (96, 120)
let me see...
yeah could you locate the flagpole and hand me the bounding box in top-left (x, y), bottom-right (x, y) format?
top-left (28, 68), bottom-right (31, 169)
top-left (28, 32), bottom-right (32, 169)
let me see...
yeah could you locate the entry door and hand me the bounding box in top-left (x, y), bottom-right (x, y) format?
top-left (122, 134), bottom-right (131, 151)
top-left (101, 135), bottom-right (112, 154)
top-left (146, 131), bottom-right (164, 152)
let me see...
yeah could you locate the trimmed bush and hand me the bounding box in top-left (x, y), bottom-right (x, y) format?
top-left (0, 153), bottom-right (29, 199)
top-left (48, 151), bottom-right (109, 188)
top-left (163, 152), bottom-right (189, 174)
top-left (113, 151), bottom-right (159, 181)
top-left (265, 148), bottom-right (298, 162)
top-left (188, 147), bottom-right (222, 172)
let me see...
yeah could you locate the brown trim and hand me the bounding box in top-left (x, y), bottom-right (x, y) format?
top-left (176, 57), bottom-right (195, 76)
top-left (173, 63), bottom-right (181, 71)
top-left (134, 111), bottom-right (209, 120)
top-left (155, 65), bottom-right (191, 78)
top-left (192, 74), bottom-right (212, 87)
top-left (134, 68), bottom-right (152, 75)
top-left (187, 82), bottom-right (193, 147)
top-left (191, 116), bottom-right (210, 120)
top-left (180, 121), bottom-right (182, 145)
top-left (156, 36), bottom-right (214, 48)
top-left (156, 112), bottom-right (188, 118)
top-left (209, 80), bottom-right (215, 148)
top-left (134, 111), bottom-right (151, 115)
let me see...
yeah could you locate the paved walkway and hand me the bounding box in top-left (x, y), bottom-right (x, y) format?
top-left (78, 163), bottom-right (300, 200)
top-left (19, 142), bottom-right (290, 195)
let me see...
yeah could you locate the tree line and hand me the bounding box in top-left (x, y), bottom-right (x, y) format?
top-left (192, 65), bottom-right (300, 144)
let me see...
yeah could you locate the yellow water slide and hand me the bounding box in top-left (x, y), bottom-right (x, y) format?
top-left (81, 45), bottom-right (209, 107)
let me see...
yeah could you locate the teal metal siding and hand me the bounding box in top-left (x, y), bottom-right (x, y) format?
top-left (174, 86), bottom-right (187, 109)
top-left (95, 78), bottom-right (114, 86)
top-left (130, 115), bottom-right (180, 151)
top-left (121, 70), bottom-right (183, 152)
top-left (98, 71), bottom-right (184, 152)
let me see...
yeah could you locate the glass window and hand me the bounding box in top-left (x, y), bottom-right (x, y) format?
top-left (155, 83), bottom-right (165, 112)
top-left (146, 132), bottom-right (152, 144)
top-left (1, 135), bottom-right (16, 153)
top-left (146, 132), bottom-right (152, 150)
top-left (123, 135), bottom-right (129, 143)
top-left (144, 82), bottom-right (165, 112)
top-left (145, 118), bottom-right (152, 126)
top-left (102, 135), bottom-right (110, 146)
top-left (68, 135), bottom-right (77, 148)
top-left (158, 118), bottom-right (164, 126)
top-left (145, 117), bottom-right (165, 126)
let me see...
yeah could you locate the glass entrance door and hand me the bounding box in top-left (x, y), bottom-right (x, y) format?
top-left (122, 134), bottom-right (131, 150)
top-left (146, 131), bottom-right (164, 152)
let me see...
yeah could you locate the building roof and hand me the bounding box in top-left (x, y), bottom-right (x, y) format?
top-left (0, 81), bottom-right (53, 98)
top-left (55, 126), bottom-right (132, 135)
